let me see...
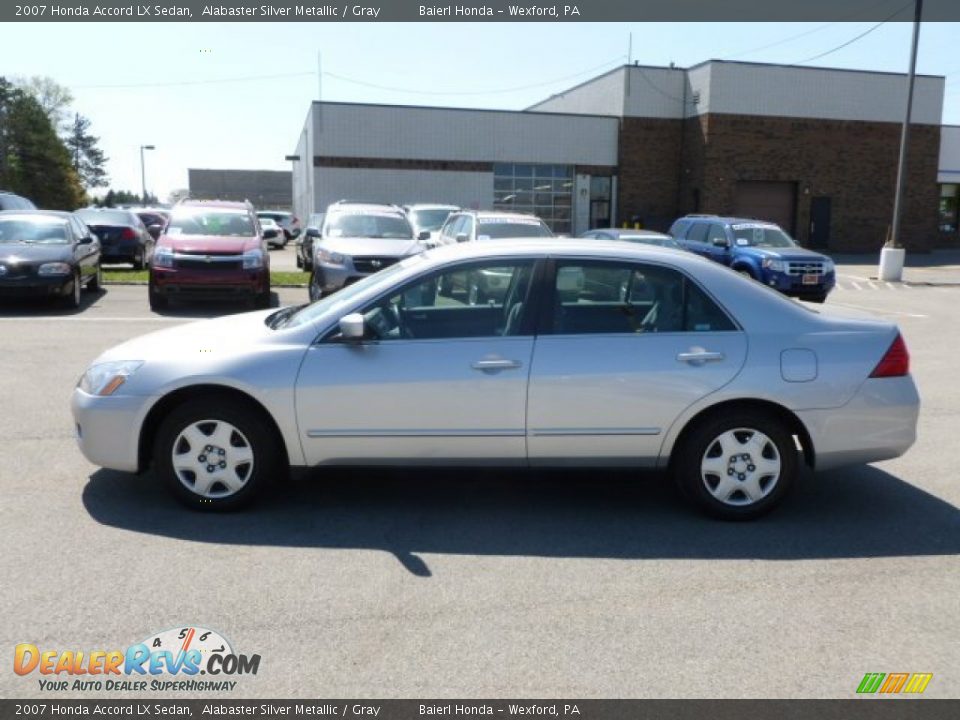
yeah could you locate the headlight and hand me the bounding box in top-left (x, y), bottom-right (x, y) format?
top-left (38, 262), bottom-right (72, 276)
top-left (153, 250), bottom-right (174, 268)
top-left (318, 248), bottom-right (346, 265)
top-left (242, 249), bottom-right (264, 269)
top-left (78, 360), bottom-right (144, 397)
top-left (822, 259), bottom-right (835, 273)
top-left (762, 259), bottom-right (786, 272)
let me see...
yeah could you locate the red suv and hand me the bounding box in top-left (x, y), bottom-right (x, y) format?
top-left (148, 200), bottom-right (270, 310)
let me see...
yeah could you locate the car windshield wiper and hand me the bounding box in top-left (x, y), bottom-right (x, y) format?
top-left (266, 303), bottom-right (307, 330)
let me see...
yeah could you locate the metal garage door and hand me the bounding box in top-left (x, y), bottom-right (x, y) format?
top-left (734, 181), bottom-right (797, 234)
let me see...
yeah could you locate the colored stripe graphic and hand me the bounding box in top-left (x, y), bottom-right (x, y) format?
top-left (857, 673), bottom-right (885, 694)
top-left (879, 673), bottom-right (909, 693)
top-left (903, 673), bottom-right (933, 694)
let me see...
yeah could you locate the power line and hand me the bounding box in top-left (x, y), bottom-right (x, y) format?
top-left (790, 2), bottom-right (913, 66)
top-left (73, 71), bottom-right (316, 90)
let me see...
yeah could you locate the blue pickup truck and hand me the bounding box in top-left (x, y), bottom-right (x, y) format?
top-left (669, 215), bottom-right (836, 303)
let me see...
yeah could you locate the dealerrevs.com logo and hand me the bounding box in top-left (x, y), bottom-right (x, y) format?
top-left (14, 626), bottom-right (260, 692)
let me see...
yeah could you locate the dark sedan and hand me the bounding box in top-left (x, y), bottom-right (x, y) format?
top-left (581, 228), bottom-right (685, 249)
top-left (0, 211), bottom-right (101, 308)
top-left (76, 208), bottom-right (154, 269)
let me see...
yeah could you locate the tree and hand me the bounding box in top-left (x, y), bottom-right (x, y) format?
top-left (65, 113), bottom-right (108, 189)
top-left (0, 76), bottom-right (85, 209)
top-left (15, 76), bottom-right (74, 134)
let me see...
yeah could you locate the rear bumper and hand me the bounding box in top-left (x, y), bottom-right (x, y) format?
top-left (796, 375), bottom-right (919, 471)
top-left (151, 267), bottom-right (268, 298)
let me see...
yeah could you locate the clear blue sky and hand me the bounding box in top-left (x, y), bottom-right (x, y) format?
top-left (3, 21), bottom-right (959, 199)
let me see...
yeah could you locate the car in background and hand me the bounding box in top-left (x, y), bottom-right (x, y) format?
top-left (149, 200), bottom-right (270, 311)
top-left (296, 212), bottom-right (325, 272)
top-left (0, 210), bottom-right (101, 308)
top-left (308, 201), bottom-right (420, 301)
top-left (581, 228), bottom-right (685, 250)
top-left (403, 204), bottom-right (459, 247)
top-left (72, 239), bottom-right (918, 518)
top-left (136, 209), bottom-right (171, 240)
top-left (0, 191), bottom-right (37, 211)
top-left (259, 218), bottom-right (286, 249)
top-left (436, 210), bottom-right (553, 245)
top-left (669, 215), bottom-right (836, 303)
top-left (256, 210), bottom-right (300, 244)
top-left (75, 208), bottom-right (154, 270)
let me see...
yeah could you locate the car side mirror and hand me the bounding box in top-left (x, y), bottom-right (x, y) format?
top-left (79, 235), bottom-right (95, 245)
top-left (147, 224), bottom-right (164, 239)
top-left (455, 233), bottom-right (469, 243)
top-left (712, 237), bottom-right (730, 248)
top-left (338, 313), bottom-right (365, 340)
top-left (417, 230), bottom-right (431, 241)
top-left (306, 227), bottom-right (320, 238)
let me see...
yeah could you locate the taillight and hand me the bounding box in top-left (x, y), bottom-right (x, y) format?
top-left (870, 333), bottom-right (910, 378)
top-left (121, 227), bottom-right (138, 240)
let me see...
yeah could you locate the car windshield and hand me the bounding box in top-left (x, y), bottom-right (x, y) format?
top-left (410, 208), bottom-right (454, 232)
top-left (76, 209), bottom-right (135, 226)
top-left (258, 213), bottom-right (289, 222)
top-left (478, 219), bottom-right (552, 239)
top-left (325, 212), bottom-right (413, 239)
top-left (167, 209), bottom-right (255, 237)
top-left (260, 219), bottom-right (277, 227)
top-left (730, 224), bottom-right (796, 248)
top-left (278, 255), bottom-right (424, 329)
top-left (0, 216), bottom-right (70, 244)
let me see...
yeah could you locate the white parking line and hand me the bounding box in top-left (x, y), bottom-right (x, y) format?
top-left (850, 281), bottom-right (862, 290)
top-left (867, 280), bottom-right (878, 290)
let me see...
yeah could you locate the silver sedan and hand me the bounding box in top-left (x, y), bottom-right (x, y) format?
top-left (71, 240), bottom-right (919, 519)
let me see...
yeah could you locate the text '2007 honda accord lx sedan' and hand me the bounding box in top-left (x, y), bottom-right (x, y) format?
top-left (71, 240), bottom-right (919, 519)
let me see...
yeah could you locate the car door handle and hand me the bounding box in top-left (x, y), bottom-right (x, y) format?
top-left (471, 358), bottom-right (522, 372)
top-left (677, 349), bottom-right (725, 365)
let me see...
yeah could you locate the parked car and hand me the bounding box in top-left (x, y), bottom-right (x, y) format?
top-left (581, 228), bottom-right (685, 249)
top-left (148, 200), bottom-right (270, 310)
top-left (72, 239), bottom-right (918, 519)
top-left (403, 204), bottom-right (459, 247)
top-left (256, 210), bottom-right (300, 244)
top-left (0, 191), bottom-right (37, 211)
top-left (259, 218), bottom-right (285, 249)
top-left (75, 208), bottom-right (154, 270)
top-left (669, 215), bottom-right (836, 303)
top-left (437, 210), bottom-right (553, 245)
top-left (136, 209), bottom-right (171, 240)
top-left (308, 201), bottom-right (420, 301)
top-left (296, 212), bottom-right (325, 272)
top-left (0, 210), bottom-right (101, 308)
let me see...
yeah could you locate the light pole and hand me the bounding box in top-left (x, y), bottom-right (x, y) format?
top-left (140, 145), bottom-right (155, 205)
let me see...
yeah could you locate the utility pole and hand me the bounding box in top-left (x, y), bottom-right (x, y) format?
top-left (317, 51), bottom-right (322, 101)
top-left (140, 144), bottom-right (155, 205)
top-left (879, 0), bottom-right (922, 282)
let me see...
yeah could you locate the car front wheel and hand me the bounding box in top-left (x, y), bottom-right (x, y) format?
top-left (154, 397), bottom-right (284, 510)
top-left (673, 410), bottom-right (798, 520)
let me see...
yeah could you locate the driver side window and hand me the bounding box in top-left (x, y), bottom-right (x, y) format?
top-left (357, 260), bottom-right (535, 341)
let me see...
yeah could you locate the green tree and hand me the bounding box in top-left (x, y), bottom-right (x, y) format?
top-left (65, 112), bottom-right (108, 189)
top-left (15, 76), bottom-right (74, 134)
top-left (0, 76), bottom-right (85, 209)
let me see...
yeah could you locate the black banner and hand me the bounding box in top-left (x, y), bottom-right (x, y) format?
top-left (1, 701), bottom-right (959, 720)
top-left (4, 0), bottom-right (960, 23)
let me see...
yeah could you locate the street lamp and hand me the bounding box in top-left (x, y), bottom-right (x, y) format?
top-left (140, 145), bottom-right (155, 205)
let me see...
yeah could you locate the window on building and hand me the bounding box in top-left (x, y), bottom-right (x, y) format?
top-left (940, 184), bottom-right (959, 233)
top-left (493, 163), bottom-right (574, 234)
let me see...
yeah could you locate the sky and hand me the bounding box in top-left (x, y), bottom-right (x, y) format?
top-left (2, 21), bottom-right (959, 199)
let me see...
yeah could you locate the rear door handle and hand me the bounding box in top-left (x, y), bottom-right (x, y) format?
top-left (471, 358), bottom-right (522, 373)
top-left (677, 349), bottom-right (725, 365)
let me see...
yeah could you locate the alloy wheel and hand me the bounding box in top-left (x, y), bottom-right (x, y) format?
top-left (171, 419), bottom-right (255, 499)
top-left (700, 428), bottom-right (781, 506)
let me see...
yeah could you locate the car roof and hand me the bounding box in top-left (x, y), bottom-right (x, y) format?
top-left (179, 200), bottom-right (250, 210)
top-left (404, 204), bottom-right (459, 210)
top-left (591, 228), bottom-right (671, 238)
top-left (421, 238), bottom-right (713, 267)
top-left (327, 202), bottom-right (406, 216)
top-left (0, 209), bottom-right (71, 219)
top-left (681, 215), bottom-right (780, 227)
top-left (459, 210), bottom-right (545, 220)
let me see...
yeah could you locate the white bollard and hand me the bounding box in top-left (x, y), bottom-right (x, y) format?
top-left (878, 246), bottom-right (906, 282)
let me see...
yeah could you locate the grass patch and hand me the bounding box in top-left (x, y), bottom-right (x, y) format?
top-left (103, 269), bottom-right (311, 286)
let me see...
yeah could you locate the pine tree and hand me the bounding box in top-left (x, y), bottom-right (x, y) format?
top-left (65, 112), bottom-right (108, 189)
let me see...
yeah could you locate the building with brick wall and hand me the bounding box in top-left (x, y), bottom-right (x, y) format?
top-left (290, 60), bottom-right (955, 252)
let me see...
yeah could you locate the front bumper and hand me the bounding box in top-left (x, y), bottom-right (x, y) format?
top-left (72, 388), bottom-right (155, 473)
top-left (796, 375), bottom-right (919, 471)
top-left (151, 266), bottom-right (268, 298)
top-left (314, 256), bottom-right (401, 293)
top-left (764, 269), bottom-right (836, 296)
top-left (0, 275), bottom-right (74, 298)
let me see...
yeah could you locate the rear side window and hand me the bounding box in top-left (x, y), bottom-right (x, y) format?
top-left (686, 223), bottom-right (709, 243)
top-left (669, 219), bottom-right (690, 237)
top-left (706, 224), bottom-right (728, 244)
top-left (549, 261), bottom-right (736, 335)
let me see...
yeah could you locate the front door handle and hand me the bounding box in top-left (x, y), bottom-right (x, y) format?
top-left (677, 349), bottom-right (725, 365)
top-left (471, 358), bottom-right (522, 373)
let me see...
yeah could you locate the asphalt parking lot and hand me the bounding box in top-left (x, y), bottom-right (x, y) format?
top-left (1, 257), bottom-right (958, 699)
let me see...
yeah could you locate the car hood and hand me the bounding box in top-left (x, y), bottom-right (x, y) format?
top-left (158, 234), bottom-right (259, 254)
top-left (320, 236), bottom-right (421, 257)
top-left (0, 244), bottom-right (72, 264)
top-left (750, 246), bottom-right (831, 262)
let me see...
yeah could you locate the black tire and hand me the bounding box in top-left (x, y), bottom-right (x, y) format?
top-left (295, 253), bottom-right (303, 269)
top-left (806, 292), bottom-right (828, 304)
top-left (148, 283), bottom-right (168, 311)
top-left (132, 249), bottom-right (145, 272)
top-left (254, 286), bottom-right (272, 309)
top-left (735, 267), bottom-right (754, 280)
top-left (308, 271), bottom-right (323, 302)
top-left (673, 410), bottom-right (798, 520)
top-left (61, 270), bottom-right (82, 309)
top-left (153, 396), bottom-right (285, 511)
top-left (87, 264), bottom-right (102, 292)
top-left (304, 257), bottom-right (313, 273)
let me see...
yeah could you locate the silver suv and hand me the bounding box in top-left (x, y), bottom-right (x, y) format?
top-left (308, 201), bottom-right (422, 301)
top-left (436, 210), bottom-right (553, 245)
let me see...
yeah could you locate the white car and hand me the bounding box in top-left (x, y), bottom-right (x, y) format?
top-left (258, 218), bottom-right (285, 249)
top-left (72, 240), bottom-right (918, 519)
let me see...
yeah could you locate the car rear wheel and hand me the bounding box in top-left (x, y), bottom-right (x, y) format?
top-left (673, 410), bottom-right (798, 520)
top-left (154, 397), bottom-right (284, 510)
top-left (132, 249), bottom-right (145, 271)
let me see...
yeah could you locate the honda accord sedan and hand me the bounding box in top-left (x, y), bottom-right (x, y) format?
top-left (72, 240), bottom-right (918, 519)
